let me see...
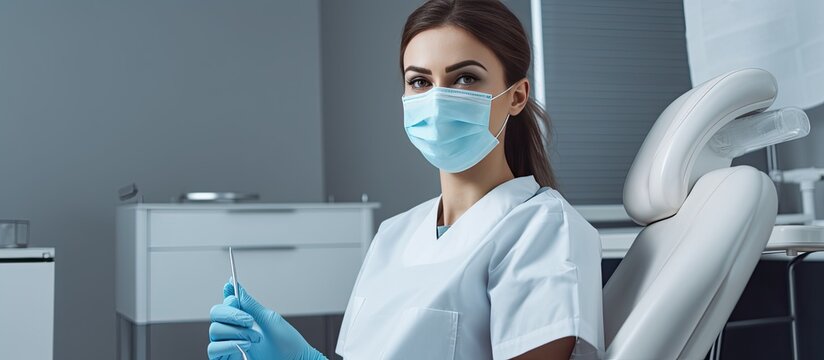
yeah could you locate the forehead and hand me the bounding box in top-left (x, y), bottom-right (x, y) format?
top-left (403, 25), bottom-right (502, 72)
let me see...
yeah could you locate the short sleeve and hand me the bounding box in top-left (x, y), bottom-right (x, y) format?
top-left (487, 204), bottom-right (604, 359)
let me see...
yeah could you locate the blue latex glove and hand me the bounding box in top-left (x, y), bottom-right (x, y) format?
top-left (208, 281), bottom-right (328, 360)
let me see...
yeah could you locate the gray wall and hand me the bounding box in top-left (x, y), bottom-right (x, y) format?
top-left (0, 1), bottom-right (323, 359)
top-left (320, 0), bottom-right (437, 223)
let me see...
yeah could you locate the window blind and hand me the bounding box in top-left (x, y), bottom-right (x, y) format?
top-left (535, 0), bottom-right (693, 204)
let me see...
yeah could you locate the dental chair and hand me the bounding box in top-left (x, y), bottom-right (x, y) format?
top-left (602, 68), bottom-right (810, 359)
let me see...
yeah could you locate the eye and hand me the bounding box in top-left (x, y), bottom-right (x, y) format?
top-left (407, 77), bottom-right (431, 89)
top-left (455, 74), bottom-right (477, 86)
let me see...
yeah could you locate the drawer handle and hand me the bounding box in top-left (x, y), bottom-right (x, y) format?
top-left (225, 209), bottom-right (296, 214)
top-left (226, 245), bottom-right (297, 251)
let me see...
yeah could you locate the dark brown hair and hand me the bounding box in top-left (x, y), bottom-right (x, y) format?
top-left (400, 0), bottom-right (557, 188)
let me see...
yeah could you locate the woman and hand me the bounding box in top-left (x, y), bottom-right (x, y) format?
top-left (208, 0), bottom-right (604, 359)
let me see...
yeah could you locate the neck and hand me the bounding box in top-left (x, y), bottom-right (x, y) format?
top-left (437, 146), bottom-right (514, 226)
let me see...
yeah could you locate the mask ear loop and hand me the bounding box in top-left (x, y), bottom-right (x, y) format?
top-left (491, 82), bottom-right (518, 100)
top-left (493, 113), bottom-right (511, 140)
top-left (491, 82), bottom-right (518, 140)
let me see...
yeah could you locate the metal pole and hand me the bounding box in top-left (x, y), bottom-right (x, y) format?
top-left (766, 144), bottom-right (779, 176)
top-left (787, 251), bottom-right (816, 360)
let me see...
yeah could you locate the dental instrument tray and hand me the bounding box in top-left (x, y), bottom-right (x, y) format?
top-left (177, 192), bottom-right (260, 203)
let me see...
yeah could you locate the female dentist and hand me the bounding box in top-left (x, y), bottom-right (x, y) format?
top-left (208, 0), bottom-right (604, 359)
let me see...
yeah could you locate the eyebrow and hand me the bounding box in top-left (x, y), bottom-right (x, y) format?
top-left (403, 60), bottom-right (488, 75)
top-left (445, 60), bottom-right (487, 73)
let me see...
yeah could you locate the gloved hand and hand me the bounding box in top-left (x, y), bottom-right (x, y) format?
top-left (208, 280), bottom-right (328, 360)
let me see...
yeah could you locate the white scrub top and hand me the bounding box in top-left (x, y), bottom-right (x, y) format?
top-left (335, 175), bottom-right (605, 360)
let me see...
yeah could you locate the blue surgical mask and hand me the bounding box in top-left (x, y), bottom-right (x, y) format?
top-left (401, 84), bottom-right (516, 173)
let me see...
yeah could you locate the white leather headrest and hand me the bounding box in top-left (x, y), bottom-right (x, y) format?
top-left (623, 68), bottom-right (777, 225)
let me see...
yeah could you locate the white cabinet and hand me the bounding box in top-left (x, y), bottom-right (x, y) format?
top-left (147, 247), bottom-right (364, 322)
top-left (0, 248), bottom-right (55, 360)
top-left (115, 203), bottom-right (377, 359)
top-left (116, 203), bottom-right (377, 324)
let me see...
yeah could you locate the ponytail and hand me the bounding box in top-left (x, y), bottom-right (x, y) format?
top-left (504, 97), bottom-right (557, 188)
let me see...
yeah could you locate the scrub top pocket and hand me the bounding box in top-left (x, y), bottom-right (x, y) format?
top-left (379, 307), bottom-right (460, 360)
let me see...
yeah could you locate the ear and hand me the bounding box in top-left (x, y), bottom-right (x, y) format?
top-left (508, 79), bottom-right (530, 116)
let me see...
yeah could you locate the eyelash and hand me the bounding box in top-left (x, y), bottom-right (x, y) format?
top-left (406, 73), bottom-right (479, 89)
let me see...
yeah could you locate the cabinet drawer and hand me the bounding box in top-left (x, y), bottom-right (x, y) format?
top-left (148, 246), bottom-right (362, 322)
top-left (148, 208), bottom-right (363, 248)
